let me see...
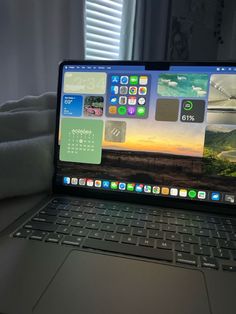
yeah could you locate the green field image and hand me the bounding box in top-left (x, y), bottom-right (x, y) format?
top-left (203, 125), bottom-right (236, 177)
top-left (157, 73), bottom-right (209, 97)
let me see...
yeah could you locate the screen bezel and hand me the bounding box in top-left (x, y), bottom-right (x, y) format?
top-left (53, 60), bottom-right (236, 215)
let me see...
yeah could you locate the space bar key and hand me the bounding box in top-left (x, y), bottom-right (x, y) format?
top-left (83, 239), bottom-right (173, 262)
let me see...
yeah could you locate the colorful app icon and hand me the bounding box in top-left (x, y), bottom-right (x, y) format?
top-left (179, 189), bottom-right (187, 197)
top-left (139, 76), bottom-right (148, 85)
top-left (144, 185), bottom-right (151, 193)
top-left (188, 190), bottom-right (197, 199)
top-left (153, 186), bottom-right (160, 194)
top-left (120, 86), bottom-right (128, 95)
top-left (120, 76), bottom-right (129, 84)
top-left (111, 75), bottom-right (119, 83)
top-left (119, 182), bottom-right (126, 190)
top-left (130, 76), bottom-right (138, 85)
top-left (211, 192), bottom-right (220, 201)
top-left (127, 183), bottom-right (135, 191)
top-left (118, 106), bottom-right (127, 115)
top-left (79, 178), bottom-right (86, 185)
top-left (108, 106), bottom-right (117, 114)
top-left (135, 184), bottom-right (143, 192)
top-left (63, 177), bottom-right (70, 184)
top-left (119, 96), bottom-right (127, 105)
top-left (138, 97), bottom-right (146, 105)
top-left (138, 86), bottom-right (147, 95)
top-left (170, 188), bottom-right (178, 196)
top-left (111, 181), bottom-right (118, 189)
top-left (102, 181), bottom-right (110, 189)
top-left (161, 187), bottom-right (169, 195)
top-left (71, 178), bottom-right (78, 185)
top-left (110, 96), bottom-right (118, 104)
top-left (127, 106), bottom-right (136, 115)
top-left (87, 179), bottom-right (94, 187)
top-left (198, 191), bottom-right (206, 200)
top-left (128, 96), bottom-right (137, 105)
top-left (225, 194), bottom-right (235, 203)
top-left (95, 180), bottom-right (102, 187)
top-left (111, 85), bottom-right (119, 94)
top-left (129, 86), bottom-right (137, 95)
top-left (137, 106), bottom-right (146, 117)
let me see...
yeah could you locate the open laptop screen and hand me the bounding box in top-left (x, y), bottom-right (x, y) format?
top-left (55, 62), bottom-right (236, 206)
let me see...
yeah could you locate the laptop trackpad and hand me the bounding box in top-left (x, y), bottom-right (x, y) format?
top-left (33, 250), bottom-right (210, 314)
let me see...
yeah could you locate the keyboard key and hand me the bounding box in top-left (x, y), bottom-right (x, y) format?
top-left (139, 238), bottom-right (155, 248)
top-left (56, 217), bottom-right (71, 226)
top-left (149, 230), bottom-right (164, 239)
top-left (13, 229), bottom-right (31, 238)
top-left (86, 214), bottom-right (100, 222)
top-left (146, 222), bottom-right (160, 230)
top-left (100, 224), bottom-right (116, 232)
top-left (58, 211), bottom-right (73, 218)
top-left (104, 233), bottom-right (121, 242)
top-left (83, 239), bottom-right (173, 262)
top-left (217, 225), bottom-right (232, 232)
top-left (88, 231), bottom-right (105, 240)
top-left (166, 232), bottom-right (181, 242)
top-left (222, 265), bottom-right (236, 272)
top-left (29, 231), bottom-right (47, 241)
top-left (130, 221), bottom-right (145, 228)
top-left (156, 240), bottom-right (172, 250)
top-left (193, 245), bottom-right (211, 256)
top-left (207, 217), bottom-right (220, 224)
top-left (24, 222), bottom-right (57, 232)
top-left (40, 208), bottom-right (59, 216)
top-left (212, 248), bottom-right (230, 260)
top-left (177, 226), bottom-right (192, 234)
top-left (229, 233), bottom-right (236, 241)
top-left (72, 213), bottom-right (87, 220)
top-left (100, 216), bottom-right (113, 224)
top-left (85, 222), bottom-right (100, 230)
top-left (185, 221), bottom-right (199, 228)
top-left (46, 233), bottom-right (62, 243)
top-left (70, 220), bottom-right (85, 228)
top-left (121, 235), bottom-right (138, 245)
top-left (162, 225), bottom-right (177, 232)
top-left (182, 235), bottom-right (199, 244)
top-left (198, 222), bottom-right (215, 230)
top-left (176, 252), bottom-right (197, 266)
top-left (175, 242), bottom-right (191, 253)
top-left (32, 214), bottom-right (56, 223)
top-left (117, 226), bottom-right (132, 234)
top-left (200, 256), bottom-right (218, 269)
top-left (132, 228), bottom-right (147, 237)
top-left (218, 240), bottom-right (236, 250)
top-left (140, 214), bottom-right (154, 222)
top-left (56, 226), bottom-right (72, 235)
top-left (194, 229), bottom-right (210, 237)
top-left (126, 213), bottom-right (139, 220)
top-left (72, 228), bottom-right (89, 237)
top-left (116, 218), bottom-right (131, 226)
top-left (155, 217), bottom-right (168, 224)
top-left (211, 231), bottom-right (227, 239)
top-left (200, 237), bottom-right (217, 247)
top-left (62, 235), bottom-right (83, 246)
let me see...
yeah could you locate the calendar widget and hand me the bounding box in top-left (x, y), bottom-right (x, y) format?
top-left (60, 118), bottom-right (104, 164)
top-left (106, 74), bottom-right (150, 119)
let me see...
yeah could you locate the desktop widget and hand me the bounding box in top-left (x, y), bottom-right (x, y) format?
top-left (106, 74), bottom-right (151, 119)
top-left (62, 176), bottom-right (235, 205)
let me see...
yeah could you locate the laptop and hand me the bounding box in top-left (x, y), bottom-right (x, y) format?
top-left (0, 61), bottom-right (235, 314)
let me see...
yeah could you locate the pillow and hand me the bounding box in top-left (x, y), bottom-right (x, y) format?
top-left (0, 93), bottom-right (57, 199)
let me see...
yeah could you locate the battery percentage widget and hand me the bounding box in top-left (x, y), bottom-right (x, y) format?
top-left (180, 99), bottom-right (205, 123)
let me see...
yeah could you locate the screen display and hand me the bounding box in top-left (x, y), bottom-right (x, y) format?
top-left (55, 62), bottom-right (236, 206)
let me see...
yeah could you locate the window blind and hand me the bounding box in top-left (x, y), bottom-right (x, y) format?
top-left (85, 0), bottom-right (124, 60)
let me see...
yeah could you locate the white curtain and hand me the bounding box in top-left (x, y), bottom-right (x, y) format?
top-left (0, 0), bottom-right (85, 105)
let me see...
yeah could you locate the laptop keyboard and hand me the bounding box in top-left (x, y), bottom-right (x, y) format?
top-left (13, 198), bottom-right (236, 271)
